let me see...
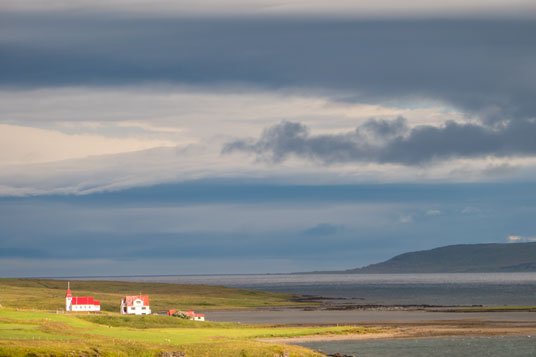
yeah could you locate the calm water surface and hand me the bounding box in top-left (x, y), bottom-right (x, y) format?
top-left (296, 336), bottom-right (536, 357)
top-left (77, 273), bottom-right (536, 306)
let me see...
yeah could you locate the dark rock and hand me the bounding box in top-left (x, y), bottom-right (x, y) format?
top-left (158, 352), bottom-right (186, 357)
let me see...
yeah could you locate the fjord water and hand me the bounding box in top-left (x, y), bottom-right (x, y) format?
top-left (296, 336), bottom-right (536, 357)
top-left (108, 273), bottom-right (536, 306)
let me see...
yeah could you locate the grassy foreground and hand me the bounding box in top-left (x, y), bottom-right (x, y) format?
top-left (0, 279), bottom-right (380, 356)
top-left (0, 278), bottom-right (311, 312)
top-left (0, 309), bottom-right (378, 356)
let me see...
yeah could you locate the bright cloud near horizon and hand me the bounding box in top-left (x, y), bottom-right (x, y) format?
top-left (1, 0), bottom-right (536, 276)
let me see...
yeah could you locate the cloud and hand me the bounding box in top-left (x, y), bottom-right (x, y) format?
top-left (223, 118), bottom-right (536, 166)
top-left (1, 16), bottom-right (536, 192)
top-left (507, 235), bottom-right (536, 243)
top-left (2, 181), bottom-right (536, 275)
top-left (1, 16), bottom-right (536, 125)
top-left (461, 206), bottom-right (481, 214)
top-left (0, 123), bottom-right (178, 165)
top-left (426, 209), bottom-right (441, 216)
top-left (302, 223), bottom-right (341, 236)
top-left (3, 0), bottom-right (536, 18)
top-left (482, 163), bottom-right (519, 177)
top-left (399, 215), bottom-right (413, 223)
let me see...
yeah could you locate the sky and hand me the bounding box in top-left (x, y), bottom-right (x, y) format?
top-left (1, 0), bottom-right (536, 277)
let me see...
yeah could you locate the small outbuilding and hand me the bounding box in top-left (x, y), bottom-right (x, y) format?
top-left (120, 295), bottom-right (151, 315)
top-left (167, 309), bottom-right (205, 321)
top-left (185, 310), bottom-right (205, 321)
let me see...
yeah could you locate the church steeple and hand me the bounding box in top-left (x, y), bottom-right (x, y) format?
top-left (65, 281), bottom-right (73, 312)
top-left (66, 281), bottom-right (72, 298)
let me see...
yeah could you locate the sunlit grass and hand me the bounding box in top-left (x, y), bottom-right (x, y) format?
top-left (0, 279), bottom-right (379, 356)
top-left (0, 308), bottom-right (378, 356)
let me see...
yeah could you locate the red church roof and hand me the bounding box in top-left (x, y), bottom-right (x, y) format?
top-left (72, 296), bottom-right (100, 306)
top-left (122, 295), bottom-right (150, 307)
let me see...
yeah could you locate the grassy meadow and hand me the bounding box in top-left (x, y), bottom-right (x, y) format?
top-left (0, 278), bottom-right (311, 312)
top-left (0, 279), bottom-right (381, 356)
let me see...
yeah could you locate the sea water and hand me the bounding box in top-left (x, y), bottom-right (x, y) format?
top-left (87, 273), bottom-right (536, 306)
top-left (296, 336), bottom-right (536, 357)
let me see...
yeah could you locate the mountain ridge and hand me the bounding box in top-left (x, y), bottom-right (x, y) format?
top-left (322, 242), bottom-right (536, 273)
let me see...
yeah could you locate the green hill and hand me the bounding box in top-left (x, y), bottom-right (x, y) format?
top-left (345, 242), bottom-right (536, 273)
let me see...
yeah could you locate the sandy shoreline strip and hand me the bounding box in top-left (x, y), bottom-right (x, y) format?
top-left (258, 324), bottom-right (536, 344)
top-left (259, 332), bottom-right (400, 343)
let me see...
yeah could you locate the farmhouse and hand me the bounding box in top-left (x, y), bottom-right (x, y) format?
top-left (120, 295), bottom-right (151, 315)
top-left (65, 282), bottom-right (101, 312)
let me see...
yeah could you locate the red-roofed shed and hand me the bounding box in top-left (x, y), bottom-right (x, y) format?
top-left (185, 310), bottom-right (205, 321)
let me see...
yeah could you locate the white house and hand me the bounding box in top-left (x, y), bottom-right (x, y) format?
top-left (65, 282), bottom-right (101, 312)
top-left (120, 295), bottom-right (151, 315)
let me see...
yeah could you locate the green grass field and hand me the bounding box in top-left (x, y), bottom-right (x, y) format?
top-left (0, 278), bottom-right (312, 312)
top-left (0, 308), bottom-right (377, 356)
top-left (0, 279), bottom-right (381, 356)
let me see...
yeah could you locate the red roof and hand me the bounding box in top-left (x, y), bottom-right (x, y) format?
top-left (185, 310), bottom-right (204, 317)
top-left (122, 295), bottom-right (150, 307)
top-left (72, 296), bottom-right (100, 306)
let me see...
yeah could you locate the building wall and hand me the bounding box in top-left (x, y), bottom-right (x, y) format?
top-left (128, 305), bottom-right (151, 315)
top-left (71, 304), bottom-right (100, 312)
top-left (66, 298), bottom-right (100, 312)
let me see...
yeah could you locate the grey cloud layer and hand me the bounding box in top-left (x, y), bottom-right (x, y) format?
top-left (3, 0), bottom-right (536, 18)
top-left (2, 182), bottom-right (536, 269)
top-left (223, 118), bottom-right (536, 165)
top-left (1, 15), bottom-right (536, 123)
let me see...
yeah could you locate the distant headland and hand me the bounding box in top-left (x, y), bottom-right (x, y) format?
top-left (310, 242), bottom-right (536, 274)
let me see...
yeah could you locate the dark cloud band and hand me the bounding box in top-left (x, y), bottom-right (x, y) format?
top-left (223, 118), bottom-right (536, 165)
top-left (1, 14), bottom-right (535, 122)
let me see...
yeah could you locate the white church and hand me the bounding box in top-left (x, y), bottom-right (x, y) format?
top-left (65, 282), bottom-right (101, 312)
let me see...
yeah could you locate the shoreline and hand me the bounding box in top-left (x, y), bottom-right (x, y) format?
top-left (208, 302), bottom-right (536, 313)
top-left (206, 305), bottom-right (536, 325)
top-left (258, 321), bottom-right (536, 343)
